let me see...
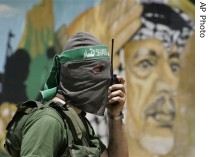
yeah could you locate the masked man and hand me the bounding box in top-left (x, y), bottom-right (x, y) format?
top-left (4, 32), bottom-right (128, 157)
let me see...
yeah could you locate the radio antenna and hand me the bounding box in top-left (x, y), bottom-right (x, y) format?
top-left (110, 38), bottom-right (114, 77)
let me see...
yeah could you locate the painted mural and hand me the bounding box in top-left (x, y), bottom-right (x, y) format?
top-left (0, 0), bottom-right (194, 157)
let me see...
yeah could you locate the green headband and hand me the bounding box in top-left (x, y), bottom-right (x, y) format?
top-left (59, 45), bottom-right (110, 63)
top-left (41, 45), bottom-right (110, 100)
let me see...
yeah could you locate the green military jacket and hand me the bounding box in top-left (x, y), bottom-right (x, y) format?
top-left (4, 101), bottom-right (106, 157)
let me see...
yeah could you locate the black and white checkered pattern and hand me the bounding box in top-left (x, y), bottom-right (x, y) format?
top-left (133, 3), bottom-right (194, 53)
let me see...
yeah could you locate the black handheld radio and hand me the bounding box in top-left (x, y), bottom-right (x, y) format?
top-left (110, 39), bottom-right (120, 85)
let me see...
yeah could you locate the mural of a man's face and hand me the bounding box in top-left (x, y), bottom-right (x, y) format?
top-left (125, 38), bottom-right (180, 156)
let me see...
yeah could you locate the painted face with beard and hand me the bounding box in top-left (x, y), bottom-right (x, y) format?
top-left (124, 39), bottom-right (180, 157)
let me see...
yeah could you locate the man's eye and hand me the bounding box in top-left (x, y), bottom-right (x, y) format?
top-left (170, 63), bottom-right (180, 73)
top-left (138, 60), bottom-right (153, 69)
top-left (93, 65), bottom-right (104, 72)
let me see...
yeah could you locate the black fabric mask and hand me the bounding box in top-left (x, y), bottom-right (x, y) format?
top-left (41, 32), bottom-right (111, 116)
top-left (57, 59), bottom-right (111, 116)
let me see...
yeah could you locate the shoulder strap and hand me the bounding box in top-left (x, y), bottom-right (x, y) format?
top-left (63, 108), bottom-right (89, 146)
top-left (5, 100), bottom-right (50, 156)
top-left (6, 100), bottom-right (41, 130)
top-left (49, 102), bottom-right (89, 146)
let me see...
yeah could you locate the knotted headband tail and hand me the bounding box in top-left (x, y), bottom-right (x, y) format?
top-left (41, 55), bottom-right (60, 100)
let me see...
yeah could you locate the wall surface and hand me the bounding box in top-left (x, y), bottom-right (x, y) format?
top-left (0, 0), bottom-right (194, 156)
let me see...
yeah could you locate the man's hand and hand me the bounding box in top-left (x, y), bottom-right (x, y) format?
top-left (104, 76), bottom-right (128, 157)
top-left (107, 75), bottom-right (126, 116)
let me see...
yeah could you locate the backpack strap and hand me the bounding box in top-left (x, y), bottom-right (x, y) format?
top-left (6, 100), bottom-right (40, 131)
top-left (4, 100), bottom-right (51, 157)
top-left (63, 108), bottom-right (89, 146)
top-left (49, 101), bottom-right (89, 147)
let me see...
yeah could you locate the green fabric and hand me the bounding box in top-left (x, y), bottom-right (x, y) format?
top-left (21, 107), bottom-right (67, 157)
top-left (40, 87), bottom-right (57, 101)
top-left (19, 105), bottom-right (106, 157)
top-left (5, 101), bottom-right (106, 157)
top-left (40, 55), bottom-right (61, 101)
top-left (40, 45), bottom-right (110, 101)
top-left (60, 45), bottom-right (110, 62)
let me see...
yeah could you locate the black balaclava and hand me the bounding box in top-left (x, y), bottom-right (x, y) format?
top-left (41, 32), bottom-right (111, 116)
